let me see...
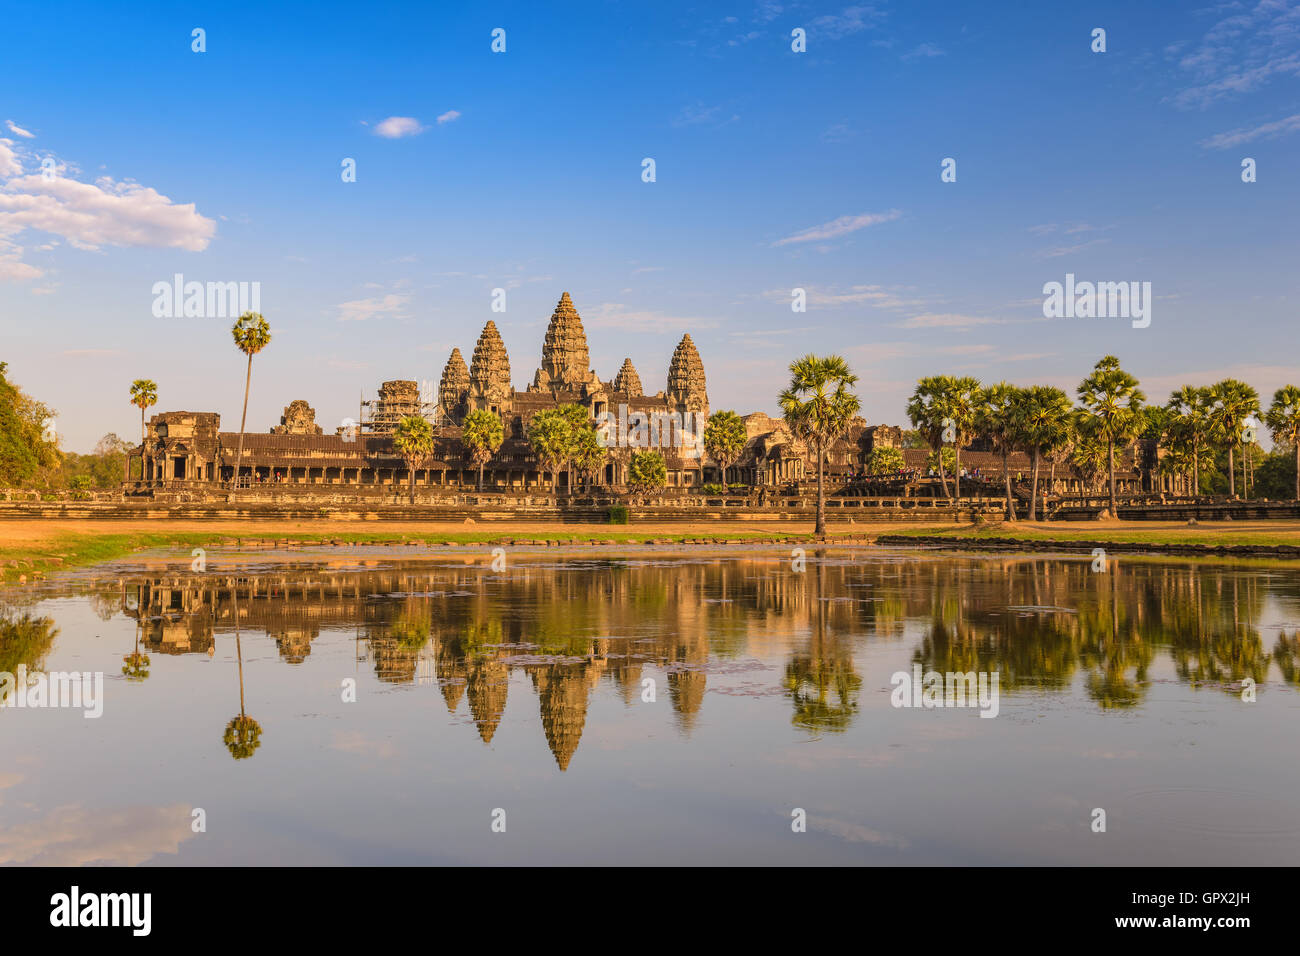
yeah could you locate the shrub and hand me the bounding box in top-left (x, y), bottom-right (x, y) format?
top-left (608, 505), bottom-right (629, 525)
top-left (701, 483), bottom-right (725, 495)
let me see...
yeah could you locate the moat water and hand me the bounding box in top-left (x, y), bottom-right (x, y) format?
top-left (3, 545), bottom-right (1300, 865)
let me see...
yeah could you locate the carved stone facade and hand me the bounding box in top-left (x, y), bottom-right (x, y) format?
top-left (667, 334), bottom-right (708, 414)
top-left (438, 348), bottom-right (469, 423)
top-left (468, 320), bottom-right (512, 414)
top-left (122, 287), bottom-right (1149, 499)
top-left (612, 358), bottom-right (642, 397)
top-left (271, 400), bottom-right (323, 436)
top-left (529, 291), bottom-right (601, 393)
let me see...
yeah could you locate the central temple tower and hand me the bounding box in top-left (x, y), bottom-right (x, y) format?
top-left (529, 292), bottom-right (600, 394)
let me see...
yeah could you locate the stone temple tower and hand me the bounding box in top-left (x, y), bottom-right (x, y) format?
top-left (438, 347), bottom-right (470, 424)
top-left (469, 320), bottom-right (512, 415)
top-left (667, 333), bottom-right (708, 416)
top-left (612, 358), bottom-right (642, 396)
top-left (530, 292), bottom-right (600, 393)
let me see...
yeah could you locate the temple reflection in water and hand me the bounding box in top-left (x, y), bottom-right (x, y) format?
top-left (41, 552), bottom-right (1298, 770)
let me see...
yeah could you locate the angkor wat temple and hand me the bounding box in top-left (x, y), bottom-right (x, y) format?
top-left (124, 291), bottom-right (1145, 499)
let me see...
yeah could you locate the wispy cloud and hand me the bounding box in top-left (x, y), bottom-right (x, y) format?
top-left (436, 110), bottom-right (461, 125)
top-left (761, 283), bottom-right (926, 309)
top-left (4, 120), bottom-right (34, 139)
top-left (1170, 2), bottom-right (1300, 109)
top-left (809, 5), bottom-right (887, 41)
top-left (772, 209), bottom-right (901, 246)
top-left (897, 313), bottom-right (1010, 329)
top-left (336, 291), bottom-right (411, 322)
top-left (901, 42), bottom-right (945, 61)
top-left (586, 302), bottom-right (718, 332)
top-left (1201, 112), bottom-right (1300, 148)
top-left (1034, 238), bottom-right (1110, 259)
top-left (673, 103), bottom-right (738, 127)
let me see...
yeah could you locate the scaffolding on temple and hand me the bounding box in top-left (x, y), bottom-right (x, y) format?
top-left (356, 379), bottom-right (445, 435)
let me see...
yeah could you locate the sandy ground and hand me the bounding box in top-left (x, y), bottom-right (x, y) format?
top-left (0, 517), bottom-right (845, 545)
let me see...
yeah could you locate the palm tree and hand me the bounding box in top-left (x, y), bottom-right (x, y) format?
top-left (1265, 385), bottom-right (1300, 501)
top-left (975, 382), bottom-right (1023, 521)
top-left (1207, 379), bottom-right (1259, 498)
top-left (393, 414), bottom-right (434, 505)
top-left (907, 377), bottom-right (953, 499)
top-left (704, 410), bottom-right (748, 493)
top-left (1076, 356), bottom-right (1145, 517)
top-left (570, 425), bottom-right (606, 491)
top-left (128, 379), bottom-right (157, 479)
top-left (1070, 421), bottom-right (1109, 494)
top-left (1166, 385), bottom-right (1213, 496)
top-left (229, 312), bottom-right (271, 490)
top-left (777, 354), bottom-right (861, 540)
top-left (526, 408), bottom-right (573, 492)
top-left (933, 375), bottom-right (981, 499)
top-left (224, 589), bottom-right (262, 760)
top-left (1019, 385), bottom-right (1074, 520)
top-left (461, 409), bottom-right (505, 491)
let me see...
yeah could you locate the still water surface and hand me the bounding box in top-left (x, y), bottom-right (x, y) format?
top-left (3, 545), bottom-right (1299, 865)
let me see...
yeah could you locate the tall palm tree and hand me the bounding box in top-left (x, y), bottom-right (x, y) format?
top-left (907, 376), bottom-right (953, 499)
top-left (939, 375), bottom-right (981, 500)
top-left (224, 589), bottom-right (262, 760)
top-left (393, 414), bottom-right (435, 505)
top-left (461, 409), bottom-right (504, 491)
top-left (1166, 385), bottom-right (1213, 496)
top-left (1207, 379), bottom-right (1259, 498)
top-left (128, 379), bottom-right (157, 479)
top-left (1076, 355), bottom-right (1145, 517)
top-left (1265, 385), bottom-right (1300, 501)
top-left (704, 410), bottom-right (748, 493)
top-left (976, 382), bottom-right (1023, 521)
top-left (778, 354), bottom-right (861, 540)
top-left (229, 312), bottom-right (271, 490)
top-left (1019, 385), bottom-right (1074, 520)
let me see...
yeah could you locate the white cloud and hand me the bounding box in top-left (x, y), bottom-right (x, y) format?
top-left (373, 116), bottom-right (427, 138)
top-left (5, 120), bottom-right (35, 139)
top-left (1201, 112), bottom-right (1300, 149)
top-left (337, 291), bottom-right (411, 322)
top-left (436, 110), bottom-right (461, 125)
top-left (0, 140), bottom-right (20, 178)
top-left (772, 209), bottom-right (901, 246)
top-left (0, 174), bottom-right (215, 253)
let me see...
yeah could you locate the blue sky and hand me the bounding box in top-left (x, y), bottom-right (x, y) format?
top-left (2, 0), bottom-right (1297, 451)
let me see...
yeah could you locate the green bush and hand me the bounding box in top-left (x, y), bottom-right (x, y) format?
top-left (608, 505), bottom-right (629, 525)
top-left (701, 483), bottom-right (725, 495)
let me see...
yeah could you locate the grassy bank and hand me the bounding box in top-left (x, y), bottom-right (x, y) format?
top-left (0, 519), bottom-right (857, 583)
top-left (883, 520), bottom-right (1300, 548)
